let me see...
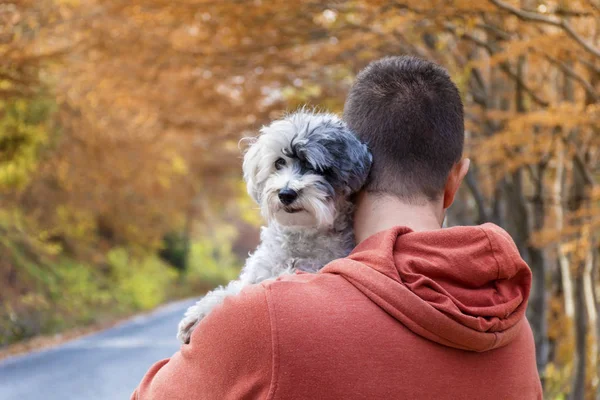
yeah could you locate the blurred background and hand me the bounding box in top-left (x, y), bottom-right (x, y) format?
top-left (0, 0), bottom-right (598, 398)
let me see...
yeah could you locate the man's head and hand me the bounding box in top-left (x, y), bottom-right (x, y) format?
top-left (343, 56), bottom-right (468, 210)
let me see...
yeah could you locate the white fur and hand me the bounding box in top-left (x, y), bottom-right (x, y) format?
top-left (177, 111), bottom-right (370, 344)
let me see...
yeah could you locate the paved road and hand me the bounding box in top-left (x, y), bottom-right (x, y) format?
top-left (0, 299), bottom-right (196, 400)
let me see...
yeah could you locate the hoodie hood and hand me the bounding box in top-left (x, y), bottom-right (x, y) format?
top-left (321, 223), bottom-right (531, 352)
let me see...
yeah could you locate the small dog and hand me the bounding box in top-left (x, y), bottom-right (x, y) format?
top-left (177, 111), bottom-right (371, 344)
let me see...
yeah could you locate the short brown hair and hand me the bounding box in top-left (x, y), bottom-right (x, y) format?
top-left (343, 56), bottom-right (464, 202)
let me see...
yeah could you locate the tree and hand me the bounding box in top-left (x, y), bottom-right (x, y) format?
top-left (2, 2), bottom-right (598, 397)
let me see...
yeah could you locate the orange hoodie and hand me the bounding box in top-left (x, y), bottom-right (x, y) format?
top-left (132, 224), bottom-right (542, 399)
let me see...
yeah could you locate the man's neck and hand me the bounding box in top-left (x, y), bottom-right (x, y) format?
top-left (353, 192), bottom-right (444, 244)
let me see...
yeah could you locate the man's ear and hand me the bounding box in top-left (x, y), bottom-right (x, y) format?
top-left (443, 158), bottom-right (470, 209)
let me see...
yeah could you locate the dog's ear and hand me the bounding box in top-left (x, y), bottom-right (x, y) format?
top-left (312, 122), bottom-right (372, 195)
top-left (294, 115), bottom-right (372, 196)
top-left (241, 137), bottom-right (263, 203)
top-left (342, 138), bottom-right (372, 195)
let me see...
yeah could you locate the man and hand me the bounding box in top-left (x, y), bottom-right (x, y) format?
top-left (132, 56), bottom-right (542, 399)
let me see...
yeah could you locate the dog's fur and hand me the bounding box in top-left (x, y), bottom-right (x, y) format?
top-left (177, 111), bottom-right (371, 344)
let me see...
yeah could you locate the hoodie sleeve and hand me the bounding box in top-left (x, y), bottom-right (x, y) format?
top-left (131, 284), bottom-right (273, 400)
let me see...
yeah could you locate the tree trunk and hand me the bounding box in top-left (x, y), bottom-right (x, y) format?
top-left (512, 50), bottom-right (550, 380)
top-left (569, 145), bottom-right (590, 399)
top-left (583, 250), bottom-right (598, 395)
top-left (594, 246), bottom-right (600, 400)
top-left (571, 272), bottom-right (587, 400)
top-left (529, 245), bottom-right (550, 375)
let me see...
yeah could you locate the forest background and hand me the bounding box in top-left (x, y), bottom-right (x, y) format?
top-left (1, 1), bottom-right (599, 398)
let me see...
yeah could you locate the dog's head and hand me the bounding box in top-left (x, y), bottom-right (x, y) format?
top-left (242, 111), bottom-right (372, 228)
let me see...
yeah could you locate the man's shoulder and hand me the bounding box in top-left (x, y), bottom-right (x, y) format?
top-left (222, 269), bottom-right (367, 330)
top-left (194, 268), bottom-right (370, 351)
top-left (257, 269), bottom-right (379, 331)
top-left (133, 277), bottom-right (274, 399)
top-left (192, 281), bottom-right (270, 335)
top-left (194, 271), bottom-right (346, 335)
top-left (260, 270), bottom-right (356, 301)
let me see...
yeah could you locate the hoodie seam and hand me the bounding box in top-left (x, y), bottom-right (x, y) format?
top-left (480, 226), bottom-right (501, 280)
top-left (264, 284), bottom-right (280, 400)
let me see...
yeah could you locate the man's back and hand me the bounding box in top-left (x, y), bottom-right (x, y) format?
top-left (132, 224), bottom-right (542, 399)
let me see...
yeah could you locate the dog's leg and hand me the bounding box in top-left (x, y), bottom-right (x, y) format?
top-left (177, 279), bottom-right (245, 344)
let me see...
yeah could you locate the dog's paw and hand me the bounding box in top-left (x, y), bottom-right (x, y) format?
top-left (176, 316), bottom-right (196, 344)
top-left (177, 312), bottom-right (203, 344)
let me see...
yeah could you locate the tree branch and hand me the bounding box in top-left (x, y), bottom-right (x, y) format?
top-left (489, 0), bottom-right (600, 59)
top-left (445, 23), bottom-right (550, 107)
top-left (560, 136), bottom-right (597, 186)
top-left (544, 54), bottom-right (600, 102)
top-left (579, 57), bottom-right (600, 76)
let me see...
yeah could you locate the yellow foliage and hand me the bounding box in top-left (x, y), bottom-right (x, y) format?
top-left (1, 2), bottom-right (598, 398)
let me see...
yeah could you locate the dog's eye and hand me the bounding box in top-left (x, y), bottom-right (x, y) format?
top-left (274, 158), bottom-right (286, 170)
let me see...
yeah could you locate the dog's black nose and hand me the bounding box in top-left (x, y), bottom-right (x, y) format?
top-left (278, 188), bottom-right (298, 205)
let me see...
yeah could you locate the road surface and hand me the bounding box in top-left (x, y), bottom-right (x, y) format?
top-left (0, 299), bottom-right (196, 400)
